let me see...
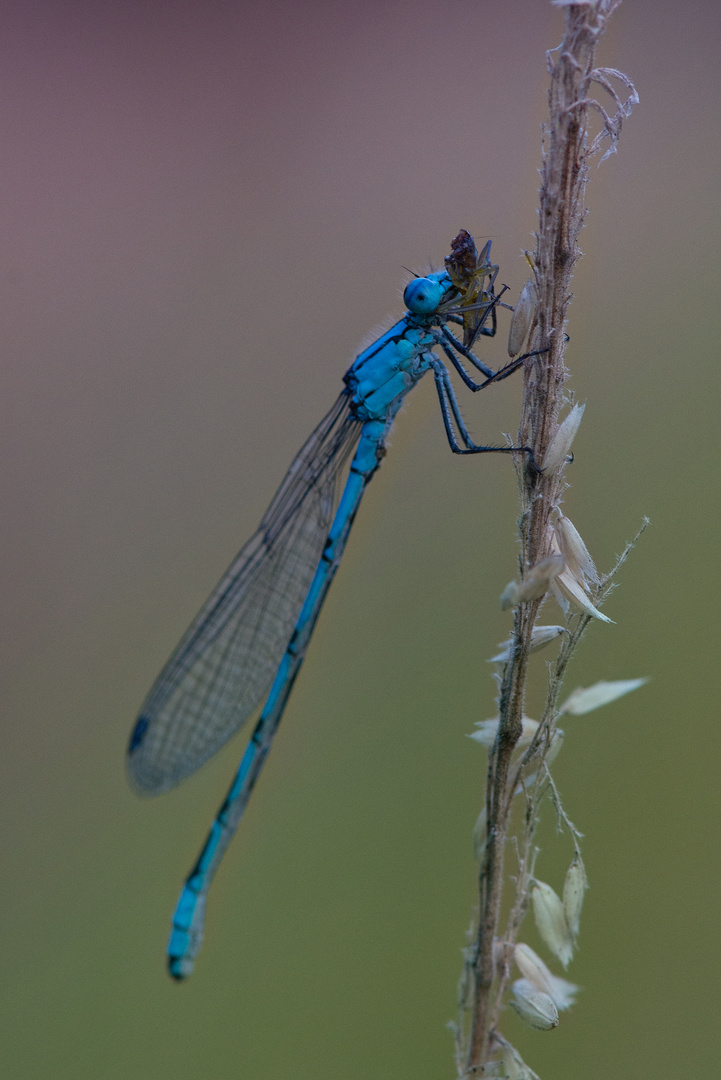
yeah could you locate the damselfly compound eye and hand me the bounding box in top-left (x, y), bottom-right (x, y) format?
top-left (403, 277), bottom-right (444, 315)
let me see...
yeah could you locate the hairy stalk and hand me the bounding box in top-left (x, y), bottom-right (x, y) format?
top-left (465, 2), bottom-right (637, 1070)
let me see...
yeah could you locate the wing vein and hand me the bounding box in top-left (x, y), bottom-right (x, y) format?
top-left (127, 391), bottom-right (360, 794)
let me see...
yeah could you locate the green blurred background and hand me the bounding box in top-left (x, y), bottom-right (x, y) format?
top-left (2, 1), bottom-right (719, 1076)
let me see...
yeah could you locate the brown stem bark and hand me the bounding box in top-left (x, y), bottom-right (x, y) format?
top-left (466, 2), bottom-right (624, 1069)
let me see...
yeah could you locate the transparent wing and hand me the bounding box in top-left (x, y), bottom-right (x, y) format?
top-left (127, 391), bottom-right (359, 795)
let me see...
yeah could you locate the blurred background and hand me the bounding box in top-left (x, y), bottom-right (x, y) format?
top-left (1, 1), bottom-right (719, 1077)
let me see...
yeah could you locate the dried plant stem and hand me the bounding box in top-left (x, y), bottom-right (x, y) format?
top-left (466, 2), bottom-right (632, 1068)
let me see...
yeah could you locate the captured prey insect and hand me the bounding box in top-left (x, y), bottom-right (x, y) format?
top-left (127, 231), bottom-right (540, 980)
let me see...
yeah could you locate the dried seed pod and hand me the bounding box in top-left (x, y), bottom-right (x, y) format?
top-left (500, 1043), bottom-right (536, 1080)
top-left (508, 278), bottom-right (536, 357)
top-left (514, 943), bottom-right (579, 1012)
top-left (563, 856), bottom-right (588, 939)
top-left (532, 880), bottom-right (574, 968)
top-left (542, 402), bottom-right (585, 473)
top-left (489, 625), bottom-right (565, 663)
top-left (554, 514), bottom-right (600, 586)
top-left (554, 568), bottom-right (613, 623)
top-left (560, 677), bottom-right (648, 715)
top-left (515, 554), bottom-right (566, 604)
top-left (500, 581), bottom-right (520, 610)
top-left (511, 979), bottom-right (559, 1030)
top-left (514, 943), bottom-right (556, 998)
top-left (549, 580), bottom-right (570, 616)
top-left (530, 624), bottom-right (567, 650)
top-left (469, 717), bottom-right (539, 748)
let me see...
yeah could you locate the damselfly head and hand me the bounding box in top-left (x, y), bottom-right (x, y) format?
top-left (403, 276), bottom-right (444, 315)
